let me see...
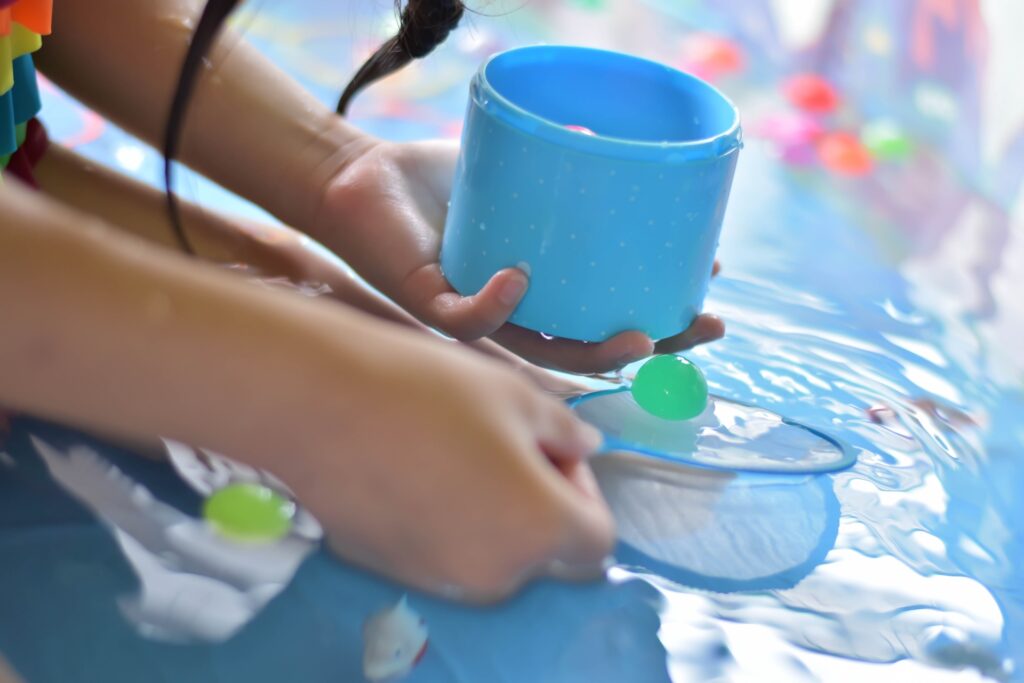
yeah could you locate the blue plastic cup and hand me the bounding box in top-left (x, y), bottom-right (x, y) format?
top-left (440, 45), bottom-right (742, 343)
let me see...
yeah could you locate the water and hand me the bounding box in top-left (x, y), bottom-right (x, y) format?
top-left (5, 0), bottom-right (1023, 680)
top-left (573, 389), bottom-right (855, 473)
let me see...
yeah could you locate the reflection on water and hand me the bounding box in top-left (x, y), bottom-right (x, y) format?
top-left (5, 106), bottom-right (1020, 683)
top-left (573, 389), bottom-right (854, 473)
top-left (594, 452), bottom-right (838, 592)
top-left (30, 438), bottom-right (317, 644)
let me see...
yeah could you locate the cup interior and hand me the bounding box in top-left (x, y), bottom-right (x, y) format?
top-left (484, 46), bottom-right (738, 144)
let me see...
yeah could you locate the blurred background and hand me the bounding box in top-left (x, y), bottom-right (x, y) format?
top-left (9, 1), bottom-right (1023, 681)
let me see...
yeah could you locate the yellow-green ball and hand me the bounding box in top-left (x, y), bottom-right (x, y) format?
top-left (203, 483), bottom-right (295, 542)
top-left (631, 355), bottom-right (708, 421)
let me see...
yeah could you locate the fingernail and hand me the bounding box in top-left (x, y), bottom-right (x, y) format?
top-left (498, 275), bottom-right (527, 306)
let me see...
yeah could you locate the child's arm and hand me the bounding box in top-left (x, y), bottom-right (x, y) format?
top-left (37, 0), bottom-right (723, 374)
top-left (0, 182), bottom-right (612, 600)
top-left (33, 142), bottom-right (584, 392)
top-left (35, 0), bottom-right (364, 232)
top-left (34, 142), bottom-right (422, 328)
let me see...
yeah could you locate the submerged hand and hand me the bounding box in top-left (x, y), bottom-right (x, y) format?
top-left (312, 139), bottom-right (724, 374)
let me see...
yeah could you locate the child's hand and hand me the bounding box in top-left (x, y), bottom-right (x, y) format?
top-left (278, 334), bottom-right (615, 601)
top-left (310, 140), bottom-right (724, 375)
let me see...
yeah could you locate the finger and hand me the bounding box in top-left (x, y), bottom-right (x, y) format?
top-left (404, 264), bottom-right (528, 340)
top-left (652, 314), bottom-right (725, 355)
top-left (534, 400), bottom-right (603, 464)
top-left (558, 456), bottom-right (605, 501)
top-left (523, 453), bottom-right (615, 581)
top-left (492, 326), bottom-right (655, 374)
top-left (549, 471), bottom-right (616, 571)
top-left (712, 260), bottom-right (722, 277)
top-left (464, 338), bottom-right (592, 396)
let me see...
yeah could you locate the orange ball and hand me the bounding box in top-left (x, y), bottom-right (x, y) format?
top-left (817, 132), bottom-right (873, 176)
top-left (783, 73), bottom-right (839, 114)
top-left (679, 34), bottom-right (745, 80)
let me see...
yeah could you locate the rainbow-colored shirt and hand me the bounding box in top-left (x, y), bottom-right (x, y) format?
top-left (1, 0), bottom-right (50, 175)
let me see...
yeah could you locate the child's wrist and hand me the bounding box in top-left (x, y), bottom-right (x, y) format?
top-left (274, 116), bottom-right (379, 233)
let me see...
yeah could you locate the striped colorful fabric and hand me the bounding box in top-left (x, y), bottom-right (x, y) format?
top-left (1, 0), bottom-right (50, 178)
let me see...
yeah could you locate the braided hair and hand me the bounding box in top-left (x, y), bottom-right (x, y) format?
top-left (163, 0), bottom-right (466, 254)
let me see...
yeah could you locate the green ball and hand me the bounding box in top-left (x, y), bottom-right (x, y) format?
top-left (631, 355), bottom-right (709, 421)
top-left (861, 120), bottom-right (913, 159)
top-left (203, 483), bottom-right (295, 542)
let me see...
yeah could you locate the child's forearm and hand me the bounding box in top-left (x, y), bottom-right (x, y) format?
top-left (36, 0), bottom-right (370, 230)
top-left (35, 143), bottom-right (265, 262)
top-left (34, 143), bottom-right (424, 329)
top-left (0, 182), bottom-right (380, 464)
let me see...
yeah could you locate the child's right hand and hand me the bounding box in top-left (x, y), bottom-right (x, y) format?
top-left (269, 330), bottom-right (615, 601)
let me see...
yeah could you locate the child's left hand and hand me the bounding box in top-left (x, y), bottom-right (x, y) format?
top-left (310, 139), bottom-right (724, 375)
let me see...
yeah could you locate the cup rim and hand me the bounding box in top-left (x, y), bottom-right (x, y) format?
top-left (477, 44), bottom-right (742, 160)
